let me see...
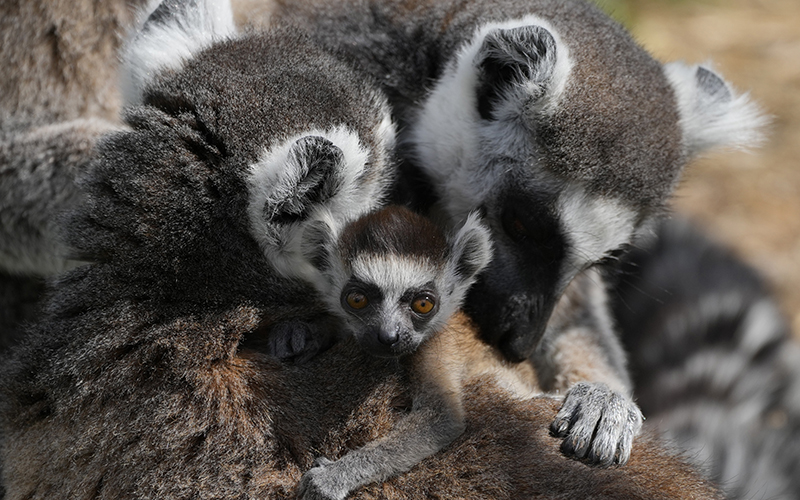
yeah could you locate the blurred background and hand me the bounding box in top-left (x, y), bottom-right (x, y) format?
top-left (597, 0), bottom-right (800, 338)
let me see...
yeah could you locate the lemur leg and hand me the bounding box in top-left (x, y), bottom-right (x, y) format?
top-left (533, 267), bottom-right (643, 466)
top-left (298, 322), bottom-right (467, 500)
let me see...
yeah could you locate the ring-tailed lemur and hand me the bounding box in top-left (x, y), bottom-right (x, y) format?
top-left (0, 0), bottom-right (393, 495)
top-left (0, 1), bottom-right (725, 498)
top-left (296, 205), bottom-right (539, 499)
top-left (264, 0), bottom-right (764, 466)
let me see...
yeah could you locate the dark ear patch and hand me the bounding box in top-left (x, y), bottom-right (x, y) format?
top-left (475, 25), bottom-right (556, 120)
top-left (270, 136), bottom-right (344, 225)
top-left (695, 66), bottom-right (732, 108)
top-left (451, 215), bottom-right (493, 283)
top-left (143, 0), bottom-right (198, 30)
top-left (454, 236), bottom-right (487, 280)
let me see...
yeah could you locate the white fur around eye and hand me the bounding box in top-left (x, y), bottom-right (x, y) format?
top-left (557, 187), bottom-right (637, 285)
top-left (350, 255), bottom-right (439, 299)
top-left (349, 254), bottom-right (456, 333)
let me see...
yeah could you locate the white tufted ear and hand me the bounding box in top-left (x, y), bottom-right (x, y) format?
top-left (246, 125), bottom-right (392, 284)
top-left (121, 0), bottom-right (236, 104)
top-left (447, 212), bottom-right (493, 293)
top-left (664, 62), bottom-right (768, 157)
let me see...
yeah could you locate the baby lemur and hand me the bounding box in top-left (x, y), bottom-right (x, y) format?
top-left (297, 205), bottom-right (538, 500)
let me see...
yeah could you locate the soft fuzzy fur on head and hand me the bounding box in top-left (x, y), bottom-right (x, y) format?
top-left (303, 205), bottom-right (492, 356)
top-left (404, 5), bottom-right (766, 360)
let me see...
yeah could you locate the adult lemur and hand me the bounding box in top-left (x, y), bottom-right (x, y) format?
top-left (0, 0), bottom-right (725, 498)
top-left (261, 0), bottom-right (765, 466)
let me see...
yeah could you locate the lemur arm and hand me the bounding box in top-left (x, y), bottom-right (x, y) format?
top-left (533, 268), bottom-right (631, 394)
top-left (297, 323), bottom-right (466, 500)
top-left (531, 267), bottom-right (643, 467)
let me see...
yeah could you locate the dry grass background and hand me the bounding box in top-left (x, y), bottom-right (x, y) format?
top-left (597, 0), bottom-right (800, 338)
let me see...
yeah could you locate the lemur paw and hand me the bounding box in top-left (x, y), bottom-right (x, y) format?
top-left (297, 457), bottom-right (346, 500)
top-left (266, 320), bottom-right (330, 364)
top-left (550, 382), bottom-right (643, 467)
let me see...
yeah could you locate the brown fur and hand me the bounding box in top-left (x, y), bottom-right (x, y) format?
top-left (0, 0), bottom-right (146, 346)
top-left (532, 267), bottom-right (632, 395)
top-left (411, 311), bottom-right (540, 406)
top-left (1, 2), bottom-right (721, 497)
top-left (2, 308), bottom-right (722, 499)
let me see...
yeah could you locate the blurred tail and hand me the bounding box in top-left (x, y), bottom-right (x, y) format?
top-left (612, 217), bottom-right (800, 500)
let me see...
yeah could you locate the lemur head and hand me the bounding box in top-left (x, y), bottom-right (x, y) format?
top-left (302, 205), bottom-right (492, 357)
top-left (410, 6), bottom-right (767, 361)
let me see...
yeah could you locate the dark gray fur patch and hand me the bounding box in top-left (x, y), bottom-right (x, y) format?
top-left (339, 205), bottom-right (447, 262)
top-left (695, 66), bottom-right (732, 108)
top-left (270, 136), bottom-right (345, 225)
top-left (143, 0), bottom-right (196, 30)
top-left (475, 25), bottom-right (556, 120)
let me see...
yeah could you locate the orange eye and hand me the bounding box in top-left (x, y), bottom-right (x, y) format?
top-left (345, 291), bottom-right (369, 310)
top-left (411, 295), bottom-right (435, 315)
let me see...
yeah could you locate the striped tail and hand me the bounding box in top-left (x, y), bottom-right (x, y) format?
top-left (612, 217), bottom-right (800, 500)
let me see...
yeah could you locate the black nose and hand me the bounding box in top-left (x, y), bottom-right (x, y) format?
top-left (377, 327), bottom-right (400, 346)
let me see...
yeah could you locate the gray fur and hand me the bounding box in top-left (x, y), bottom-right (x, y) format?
top-left (0, 2), bottom-right (726, 497)
top-left (0, 119), bottom-right (120, 276)
top-left (0, 0), bottom-right (147, 347)
top-left (1, 0), bottom-right (397, 495)
top-left (267, 0), bottom-right (763, 468)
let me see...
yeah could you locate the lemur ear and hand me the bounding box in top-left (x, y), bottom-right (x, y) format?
top-left (664, 62), bottom-right (767, 157)
top-left (247, 135), bottom-right (348, 282)
top-left (121, 0), bottom-right (236, 104)
top-left (267, 136), bottom-right (345, 225)
top-left (450, 212), bottom-right (493, 284)
top-left (474, 25), bottom-right (557, 120)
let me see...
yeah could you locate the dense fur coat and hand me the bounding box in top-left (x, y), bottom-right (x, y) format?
top-left (261, 0), bottom-right (763, 369)
top-left (260, 0), bottom-right (769, 478)
top-left (0, 5), bottom-right (723, 497)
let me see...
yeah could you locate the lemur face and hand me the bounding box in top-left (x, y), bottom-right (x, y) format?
top-left (411, 17), bottom-right (764, 361)
top-left (303, 205), bottom-right (492, 358)
top-left (338, 255), bottom-right (444, 357)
